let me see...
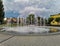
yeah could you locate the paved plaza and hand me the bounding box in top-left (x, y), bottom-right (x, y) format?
top-left (0, 33), bottom-right (60, 46)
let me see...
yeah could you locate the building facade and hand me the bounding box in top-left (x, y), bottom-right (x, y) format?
top-left (49, 13), bottom-right (60, 25)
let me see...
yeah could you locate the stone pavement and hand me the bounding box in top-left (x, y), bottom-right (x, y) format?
top-left (0, 34), bottom-right (14, 43)
top-left (0, 34), bottom-right (60, 46)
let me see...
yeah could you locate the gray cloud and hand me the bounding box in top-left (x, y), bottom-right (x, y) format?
top-left (3, 0), bottom-right (60, 18)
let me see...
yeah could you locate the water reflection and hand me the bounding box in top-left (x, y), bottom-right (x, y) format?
top-left (49, 28), bottom-right (59, 33)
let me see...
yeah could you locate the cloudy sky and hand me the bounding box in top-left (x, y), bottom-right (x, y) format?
top-left (2, 0), bottom-right (60, 18)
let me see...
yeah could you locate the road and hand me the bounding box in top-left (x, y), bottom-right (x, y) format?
top-left (0, 33), bottom-right (60, 46)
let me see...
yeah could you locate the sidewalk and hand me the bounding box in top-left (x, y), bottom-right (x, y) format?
top-left (0, 34), bottom-right (60, 46)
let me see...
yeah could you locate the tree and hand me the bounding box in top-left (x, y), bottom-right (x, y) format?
top-left (26, 14), bottom-right (35, 25)
top-left (0, 0), bottom-right (4, 24)
top-left (55, 17), bottom-right (60, 22)
top-left (37, 16), bottom-right (40, 26)
top-left (48, 18), bottom-right (54, 25)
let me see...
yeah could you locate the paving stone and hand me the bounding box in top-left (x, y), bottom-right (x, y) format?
top-left (0, 34), bottom-right (13, 44)
top-left (0, 35), bottom-right (60, 46)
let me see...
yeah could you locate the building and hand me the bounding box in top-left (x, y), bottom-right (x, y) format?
top-left (49, 13), bottom-right (60, 25)
top-left (4, 18), bottom-right (17, 24)
top-left (3, 18), bottom-right (25, 25)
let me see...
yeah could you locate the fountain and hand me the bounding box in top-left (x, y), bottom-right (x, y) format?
top-left (43, 18), bottom-right (45, 26)
top-left (1, 17), bottom-right (50, 34)
top-left (1, 16), bottom-right (60, 35)
top-left (17, 17), bottom-right (19, 27)
top-left (30, 15), bottom-right (32, 25)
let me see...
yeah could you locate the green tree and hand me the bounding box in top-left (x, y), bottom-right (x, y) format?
top-left (37, 16), bottom-right (40, 26)
top-left (0, 0), bottom-right (4, 24)
top-left (26, 14), bottom-right (35, 24)
top-left (55, 17), bottom-right (60, 22)
top-left (48, 18), bottom-right (54, 25)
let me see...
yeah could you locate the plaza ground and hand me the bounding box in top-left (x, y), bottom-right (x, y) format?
top-left (0, 33), bottom-right (60, 46)
top-left (0, 26), bottom-right (60, 46)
